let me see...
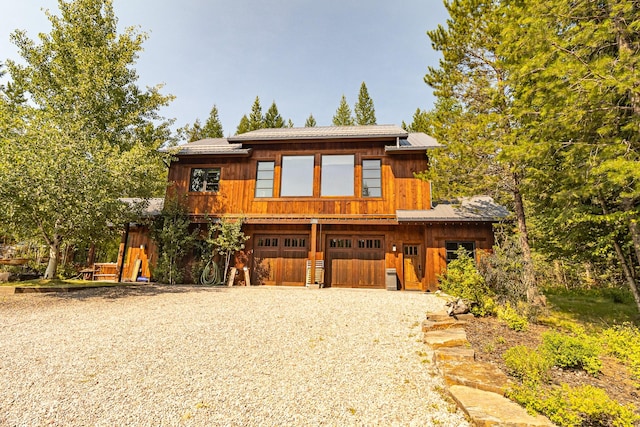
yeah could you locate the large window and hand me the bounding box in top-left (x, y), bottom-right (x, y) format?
top-left (280, 155), bottom-right (314, 196)
top-left (445, 241), bottom-right (476, 264)
top-left (255, 161), bottom-right (275, 198)
top-left (362, 159), bottom-right (381, 197)
top-left (321, 155), bottom-right (354, 196)
top-left (190, 168), bottom-right (220, 192)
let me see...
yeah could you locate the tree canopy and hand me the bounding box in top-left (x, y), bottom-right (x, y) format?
top-left (354, 82), bottom-right (376, 125)
top-left (0, 0), bottom-right (173, 278)
top-left (332, 94), bottom-right (355, 126)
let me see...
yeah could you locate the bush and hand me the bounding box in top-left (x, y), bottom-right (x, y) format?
top-left (601, 324), bottom-right (640, 387)
top-left (541, 331), bottom-right (602, 376)
top-left (478, 233), bottom-right (528, 305)
top-left (497, 303), bottom-right (529, 331)
top-left (438, 248), bottom-right (495, 316)
top-left (508, 383), bottom-right (640, 427)
top-left (503, 345), bottom-right (552, 384)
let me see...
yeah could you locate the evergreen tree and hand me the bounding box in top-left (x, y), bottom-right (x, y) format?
top-left (305, 114), bottom-right (317, 127)
top-left (332, 94), bottom-right (354, 126)
top-left (264, 101), bottom-right (285, 128)
top-left (235, 114), bottom-right (250, 135)
top-left (354, 81), bottom-right (376, 125)
top-left (287, 118), bottom-right (294, 128)
top-left (184, 118), bottom-right (204, 142)
top-left (423, 0), bottom-right (540, 301)
top-left (201, 104), bottom-right (224, 138)
top-left (404, 108), bottom-right (433, 134)
top-left (248, 96), bottom-right (264, 131)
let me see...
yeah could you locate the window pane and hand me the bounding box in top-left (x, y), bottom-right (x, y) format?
top-left (281, 156), bottom-right (314, 196)
top-left (255, 161), bottom-right (274, 198)
top-left (362, 160), bottom-right (381, 197)
top-left (321, 155), bottom-right (354, 196)
top-left (190, 168), bottom-right (220, 192)
top-left (190, 169), bottom-right (205, 192)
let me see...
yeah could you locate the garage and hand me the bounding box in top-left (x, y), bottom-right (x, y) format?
top-left (253, 234), bottom-right (308, 286)
top-left (326, 235), bottom-right (385, 288)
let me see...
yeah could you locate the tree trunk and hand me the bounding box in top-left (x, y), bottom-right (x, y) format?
top-left (44, 236), bottom-right (61, 279)
top-left (612, 237), bottom-right (640, 313)
top-left (512, 172), bottom-right (538, 302)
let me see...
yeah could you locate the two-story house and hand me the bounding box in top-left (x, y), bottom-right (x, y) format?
top-left (119, 125), bottom-right (507, 290)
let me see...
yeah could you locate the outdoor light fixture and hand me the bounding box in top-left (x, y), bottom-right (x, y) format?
top-left (392, 244), bottom-right (397, 252)
top-left (140, 244), bottom-right (146, 250)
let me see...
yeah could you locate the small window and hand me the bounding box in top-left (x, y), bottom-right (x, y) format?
top-left (281, 155), bottom-right (314, 197)
top-left (329, 238), bottom-right (352, 248)
top-left (284, 238), bottom-right (306, 248)
top-left (255, 161), bottom-right (275, 198)
top-left (445, 242), bottom-right (475, 263)
top-left (404, 245), bottom-right (419, 256)
top-left (358, 239), bottom-right (381, 249)
top-left (321, 155), bottom-right (354, 196)
top-left (362, 159), bottom-right (381, 197)
top-left (258, 238), bottom-right (279, 247)
top-left (190, 168), bottom-right (220, 192)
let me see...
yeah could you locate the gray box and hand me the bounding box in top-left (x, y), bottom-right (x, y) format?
top-left (385, 268), bottom-right (398, 291)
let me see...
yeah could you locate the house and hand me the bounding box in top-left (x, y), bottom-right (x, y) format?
top-left (121, 125), bottom-right (507, 290)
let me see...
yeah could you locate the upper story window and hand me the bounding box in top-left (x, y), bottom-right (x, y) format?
top-left (281, 155), bottom-right (314, 197)
top-left (445, 241), bottom-right (476, 264)
top-left (362, 159), bottom-right (381, 197)
top-left (321, 154), bottom-right (354, 196)
top-left (190, 168), bottom-right (220, 192)
top-left (255, 161), bottom-right (275, 198)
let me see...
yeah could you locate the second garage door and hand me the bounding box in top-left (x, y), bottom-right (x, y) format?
top-left (327, 235), bottom-right (385, 288)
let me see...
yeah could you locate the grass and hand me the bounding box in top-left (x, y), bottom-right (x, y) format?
top-left (542, 287), bottom-right (639, 331)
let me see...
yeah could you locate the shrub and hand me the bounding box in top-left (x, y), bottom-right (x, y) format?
top-left (438, 248), bottom-right (495, 316)
top-left (508, 383), bottom-right (640, 427)
top-left (503, 345), bottom-right (552, 384)
top-left (497, 303), bottom-right (529, 331)
top-left (601, 324), bottom-right (640, 387)
top-left (541, 331), bottom-right (602, 376)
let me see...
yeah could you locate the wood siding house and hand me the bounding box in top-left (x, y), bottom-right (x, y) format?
top-left (131, 125), bottom-right (507, 290)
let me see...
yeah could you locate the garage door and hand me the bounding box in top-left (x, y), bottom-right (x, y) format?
top-left (253, 235), bottom-right (308, 286)
top-left (327, 235), bottom-right (385, 288)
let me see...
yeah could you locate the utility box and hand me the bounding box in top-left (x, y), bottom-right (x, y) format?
top-left (385, 268), bottom-right (398, 291)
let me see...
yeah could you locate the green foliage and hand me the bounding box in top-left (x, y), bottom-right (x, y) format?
top-left (541, 331), bottom-right (602, 376)
top-left (479, 234), bottom-right (529, 306)
top-left (508, 383), bottom-right (639, 427)
top-left (332, 94), bottom-right (354, 126)
top-left (264, 101), bottom-right (285, 128)
top-left (151, 196), bottom-right (196, 285)
top-left (201, 105), bottom-right (224, 138)
top-left (438, 248), bottom-right (495, 316)
top-left (304, 114), bottom-right (317, 127)
top-left (0, 0), bottom-right (172, 278)
top-left (354, 82), bottom-right (376, 125)
top-left (497, 303), bottom-right (529, 332)
top-left (235, 115), bottom-right (250, 135)
top-left (205, 216), bottom-right (249, 284)
top-left (601, 324), bottom-right (640, 387)
top-left (248, 96), bottom-right (264, 131)
top-left (503, 345), bottom-right (552, 384)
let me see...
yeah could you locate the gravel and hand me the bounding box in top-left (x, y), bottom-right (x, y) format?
top-left (0, 285), bottom-right (470, 426)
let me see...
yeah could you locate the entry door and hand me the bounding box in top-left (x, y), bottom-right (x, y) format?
top-left (403, 244), bottom-right (423, 291)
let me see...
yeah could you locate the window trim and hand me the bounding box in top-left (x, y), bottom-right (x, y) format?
top-left (189, 167), bottom-right (221, 193)
top-left (361, 158), bottom-right (382, 198)
top-left (255, 161), bottom-right (275, 198)
top-left (280, 155), bottom-right (315, 197)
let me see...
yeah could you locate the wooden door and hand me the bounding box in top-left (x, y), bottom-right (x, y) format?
top-left (253, 235), bottom-right (308, 286)
top-left (327, 235), bottom-right (385, 288)
top-left (403, 244), bottom-right (423, 291)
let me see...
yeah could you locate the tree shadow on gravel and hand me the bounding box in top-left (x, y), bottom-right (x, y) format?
top-left (50, 283), bottom-right (233, 301)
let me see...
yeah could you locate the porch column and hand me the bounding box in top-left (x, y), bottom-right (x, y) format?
top-left (309, 219), bottom-right (318, 285)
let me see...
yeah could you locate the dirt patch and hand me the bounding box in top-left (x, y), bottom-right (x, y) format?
top-left (464, 316), bottom-right (640, 408)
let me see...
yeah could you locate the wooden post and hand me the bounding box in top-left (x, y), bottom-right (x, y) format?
top-left (309, 220), bottom-right (318, 286)
top-left (243, 267), bottom-right (251, 286)
top-left (227, 267), bottom-right (236, 287)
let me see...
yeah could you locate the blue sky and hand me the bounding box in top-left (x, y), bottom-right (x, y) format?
top-left (1, 0), bottom-right (448, 138)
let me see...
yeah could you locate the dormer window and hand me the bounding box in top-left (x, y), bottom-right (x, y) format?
top-left (190, 168), bottom-right (220, 192)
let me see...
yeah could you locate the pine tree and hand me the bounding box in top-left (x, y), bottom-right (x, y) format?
top-left (264, 101), bottom-right (285, 128)
top-left (404, 108), bottom-right (433, 133)
top-left (248, 96), bottom-right (264, 131)
top-left (235, 114), bottom-right (250, 135)
top-left (305, 114), bottom-right (317, 127)
top-left (332, 95), bottom-right (354, 126)
top-left (185, 118), bottom-right (204, 142)
top-left (201, 104), bottom-right (224, 138)
top-left (354, 82), bottom-right (376, 125)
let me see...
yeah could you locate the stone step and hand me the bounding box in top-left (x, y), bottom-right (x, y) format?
top-left (433, 346), bottom-right (476, 363)
top-left (439, 360), bottom-right (511, 396)
top-left (449, 385), bottom-right (554, 427)
top-left (425, 312), bottom-right (452, 322)
top-left (422, 318), bottom-right (468, 332)
top-left (423, 328), bottom-right (469, 349)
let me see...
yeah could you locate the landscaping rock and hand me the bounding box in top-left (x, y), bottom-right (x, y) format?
top-left (439, 360), bottom-right (511, 395)
top-left (423, 328), bottom-right (469, 348)
top-left (433, 346), bottom-right (476, 363)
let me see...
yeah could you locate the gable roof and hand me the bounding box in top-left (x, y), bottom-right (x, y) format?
top-left (397, 196), bottom-right (509, 222)
top-left (228, 125), bottom-right (408, 142)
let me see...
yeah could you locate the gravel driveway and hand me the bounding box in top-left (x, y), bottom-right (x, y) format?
top-left (0, 285), bottom-right (469, 426)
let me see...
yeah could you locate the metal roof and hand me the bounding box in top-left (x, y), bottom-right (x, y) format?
top-left (171, 138), bottom-right (251, 156)
top-left (385, 132), bottom-right (440, 153)
top-left (120, 197), bottom-right (165, 216)
top-left (228, 125), bottom-right (408, 142)
top-left (397, 196), bottom-right (509, 222)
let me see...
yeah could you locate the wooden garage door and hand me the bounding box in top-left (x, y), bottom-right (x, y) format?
top-left (327, 235), bottom-right (385, 288)
top-left (253, 235), bottom-right (308, 286)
